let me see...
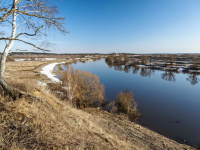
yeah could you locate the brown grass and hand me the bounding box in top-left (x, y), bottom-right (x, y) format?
top-left (0, 60), bottom-right (196, 150)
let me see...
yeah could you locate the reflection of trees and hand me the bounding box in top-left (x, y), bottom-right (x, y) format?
top-left (114, 64), bottom-right (123, 71)
top-left (140, 68), bottom-right (154, 77)
top-left (132, 66), bottom-right (140, 74)
top-left (161, 71), bottom-right (176, 82)
top-left (186, 73), bottom-right (200, 85)
top-left (124, 65), bottom-right (131, 73)
top-left (105, 57), bottom-right (114, 68)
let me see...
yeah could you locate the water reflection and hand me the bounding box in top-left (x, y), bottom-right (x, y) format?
top-left (113, 64), bottom-right (155, 76)
top-left (186, 73), bottom-right (200, 85)
top-left (105, 58), bottom-right (114, 68)
top-left (132, 66), bottom-right (140, 74)
top-left (140, 68), bottom-right (154, 77)
top-left (124, 65), bottom-right (131, 73)
top-left (114, 64), bottom-right (123, 71)
top-left (105, 61), bottom-right (200, 86)
top-left (161, 71), bottom-right (176, 82)
top-left (58, 59), bottom-right (200, 146)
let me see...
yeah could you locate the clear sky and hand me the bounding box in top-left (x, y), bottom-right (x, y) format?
top-left (2, 0), bottom-right (200, 54)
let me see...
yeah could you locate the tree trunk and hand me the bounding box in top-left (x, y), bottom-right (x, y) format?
top-left (0, 0), bottom-right (24, 98)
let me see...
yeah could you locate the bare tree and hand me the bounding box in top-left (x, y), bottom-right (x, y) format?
top-left (61, 66), bottom-right (78, 106)
top-left (168, 54), bottom-right (177, 65)
top-left (60, 67), bottom-right (105, 108)
top-left (0, 0), bottom-right (22, 23)
top-left (76, 69), bottom-right (105, 108)
top-left (190, 55), bottom-right (199, 70)
top-left (116, 89), bottom-right (140, 121)
top-left (141, 55), bottom-right (149, 65)
top-left (0, 0), bottom-right (66, 98)
top-left (105, 101), bottom-right (118, 113)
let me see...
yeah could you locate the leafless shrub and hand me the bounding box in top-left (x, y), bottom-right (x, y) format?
top-left (105, 101), bottom-right (118, 113)
top-left (141, 55), bottom-right (150, 65)
top-left (188, 64), bottom-right (198, 70)
top-left (104, 89), bottom-right (141, 121)
top-left (116, 89), bottom-right (141, 121)
top-left (53, 66), bottom-right (105, 109)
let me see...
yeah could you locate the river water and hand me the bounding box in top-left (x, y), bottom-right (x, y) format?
top-left (58, 59), bottom-right (200, 147)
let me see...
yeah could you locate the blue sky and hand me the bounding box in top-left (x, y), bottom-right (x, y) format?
top-left (2, 0), bottom-right (200, 53)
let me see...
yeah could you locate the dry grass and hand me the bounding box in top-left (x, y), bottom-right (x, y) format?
top-left (0, 89), bottom-right (195, 150)
top-left (0, 60), bottom-right (196, 150)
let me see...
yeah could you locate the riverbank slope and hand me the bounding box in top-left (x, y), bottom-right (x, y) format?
top-left (0, 60), bottom-right (195, 149)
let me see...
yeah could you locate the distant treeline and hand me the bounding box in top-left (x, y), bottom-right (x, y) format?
top-left (4, 52), bottom-right (200, 56)
top-left (9, 52), bottom-right (106, 56)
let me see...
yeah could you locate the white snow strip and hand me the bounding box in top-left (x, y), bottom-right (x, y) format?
top-left (137, 65), bottom-right (146, 67)
top-left (40, 62), bottom-right (65, 83)
top-left (14, 59), bottom-right (26, 62)
top-left (37, 81), bottom-right (47, 86)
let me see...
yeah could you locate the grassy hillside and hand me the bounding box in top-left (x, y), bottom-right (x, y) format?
top-left (0, 60), bottom-right (195, 149)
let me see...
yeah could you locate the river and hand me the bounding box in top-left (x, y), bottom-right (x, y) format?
top-left (57, 59), bottom-right (200, 147)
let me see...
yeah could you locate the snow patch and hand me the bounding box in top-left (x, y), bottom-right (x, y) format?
top-left (14, 59), bottom-right (26, 61)
top-left (37, 81), bottom-right (47, 86)
top-left (40, 62), bottom-right (65, 83)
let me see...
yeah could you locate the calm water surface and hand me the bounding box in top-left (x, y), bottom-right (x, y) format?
top-left (59, 59), bottom-right (200, 147)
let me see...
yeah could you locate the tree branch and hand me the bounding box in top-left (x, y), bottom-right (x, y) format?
top-left (16, 9), bottom-right (66, 33)
top-left (0, 37), bottom-right (50, 52)
top-left (15, 25), bottom-right (44, 38)
top-left (0, 8), bottom-right (9, 11)
top-left (17, 9), bottom-right (64, 22)
top-left (0, 0), bottom-right (22, 22)
top-left (16, 20), bottom-right (28, 27)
